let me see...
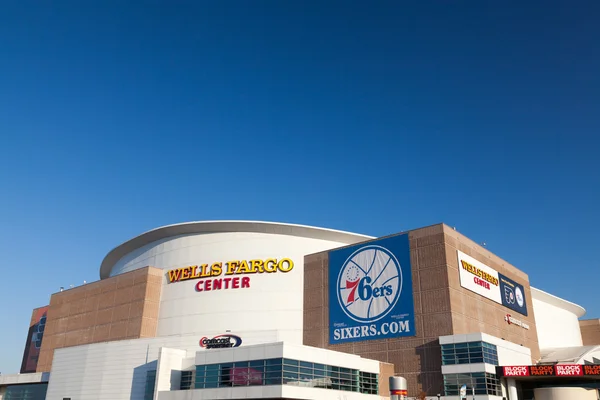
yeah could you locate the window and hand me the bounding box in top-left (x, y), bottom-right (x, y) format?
top-left (4, 383), bottom-right (48, 400)
top-left (193, 358), bottom-right (378, 394)
top-left (32, 316), bottom-right (47, 349)
top-left (441, 341), bottom-right (498, 365)
top-left (443, 372), bottom-right (501, 396)
top-left (144, 370), bottom-right (156, 400)
top-left (180, 370), bottom-right (194, 390)
top-left (359, 371), bottom-right (379, 395)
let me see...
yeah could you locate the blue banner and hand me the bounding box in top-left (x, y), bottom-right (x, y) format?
top-left (329, 234), bottom-right (415, 344)
top-left (498, 273), bottom-right (528, 316)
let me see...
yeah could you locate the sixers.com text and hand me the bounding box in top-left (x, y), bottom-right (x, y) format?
top-left (333, 321), bottom-right (410, 340)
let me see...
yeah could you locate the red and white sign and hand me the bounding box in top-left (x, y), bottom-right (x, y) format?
top-left (530, 365), bottom-right (555, 376)
top-left (584, 365), bottom-right (600, 376)
top-left (499, 364), bottom-right (600, 378)
top-left (503, 366), bottom-right (530, 377)
top-left (555, 364), bottom-right (583, 376)
top-left (504, 314), bottom-right (530, 330)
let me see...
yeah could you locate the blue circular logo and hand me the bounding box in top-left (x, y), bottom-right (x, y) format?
top-left (336, 245), bottom-right (403, 323)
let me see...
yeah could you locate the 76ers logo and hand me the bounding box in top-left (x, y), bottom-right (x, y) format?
top-left (337, 245), bottom-right (402, 323)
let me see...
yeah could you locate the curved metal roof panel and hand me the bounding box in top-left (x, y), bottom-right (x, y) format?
top-left (99, 220), bottom-right (374, 279)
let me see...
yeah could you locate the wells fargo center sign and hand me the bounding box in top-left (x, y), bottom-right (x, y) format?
top-left (166, 258), bottom-right (294, 292)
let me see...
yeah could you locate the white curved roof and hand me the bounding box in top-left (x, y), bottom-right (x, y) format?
top-left (531, 287), bottom-right (586, 318)
top-left (100, 220), bottom-right (374, 279)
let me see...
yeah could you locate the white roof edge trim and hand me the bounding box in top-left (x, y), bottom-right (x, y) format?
top-left (100, 220), bottom-right (375, 279)
top-left (531, 286), bottom-right (586, 318)
top-left (120, 220), bottom-right (374, 243)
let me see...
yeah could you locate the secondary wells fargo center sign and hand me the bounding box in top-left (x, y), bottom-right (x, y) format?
top-left (457, 250), bottom-right (528, 316)
top-left (166, 258), bottom-right (294, 292)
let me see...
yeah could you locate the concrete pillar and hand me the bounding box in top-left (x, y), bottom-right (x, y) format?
top-left (507, 378), bottom-right (519, 400)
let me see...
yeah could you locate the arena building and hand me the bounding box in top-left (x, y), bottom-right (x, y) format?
top-left (1, 221), bottom-right (599, 400)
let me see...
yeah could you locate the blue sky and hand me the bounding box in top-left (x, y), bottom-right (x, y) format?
top-left (0, 1), bottom-right (598, 373)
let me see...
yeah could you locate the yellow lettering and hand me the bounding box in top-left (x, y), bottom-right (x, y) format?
top-left (169, 257), bottom-right (293, 282)
top-left (237, 260), bottom-right (251, 274)
top-left (199, 264), bottom-right (211, 278)
top-left (462, 260), bottom-right (499, 286)
top-left (226, 261), bottom-right (239, 275)
top-left (249, 259), bottom-right (263, 273)
top-left (167, 269), bottom-right (182, 283)
top-left (264, 259), bottom-right (277, 273)
top-left (211, 262), bottom-right (222, 276)
top-left (277, 258), bottom-right (294, 272)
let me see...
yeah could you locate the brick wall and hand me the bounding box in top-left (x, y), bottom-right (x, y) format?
top-left (303, 223), bottom-right (539, 396)
top-left (443, 224), bottom-right (540, 362)
top-left (580, 319), bottom-right (600, 346)
top-left (36, 266), bottom-right (163, 372)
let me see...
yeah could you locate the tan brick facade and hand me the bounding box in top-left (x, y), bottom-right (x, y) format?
top-left (303, 223), bottom-right (539, 396)
top-left (378, 362), bottom-right (396, 395)
top-left (36, 266), bottom-right (163, 372)
top-left (443, 225), bottom-right (539, 361)
top-left (580, 319), bottom-right (600, 346)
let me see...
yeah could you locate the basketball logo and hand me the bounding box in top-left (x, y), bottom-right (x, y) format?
top-left (336, 245), bottom-right (402, 323)
top-left (515, 287), bottom-right (524, 308)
